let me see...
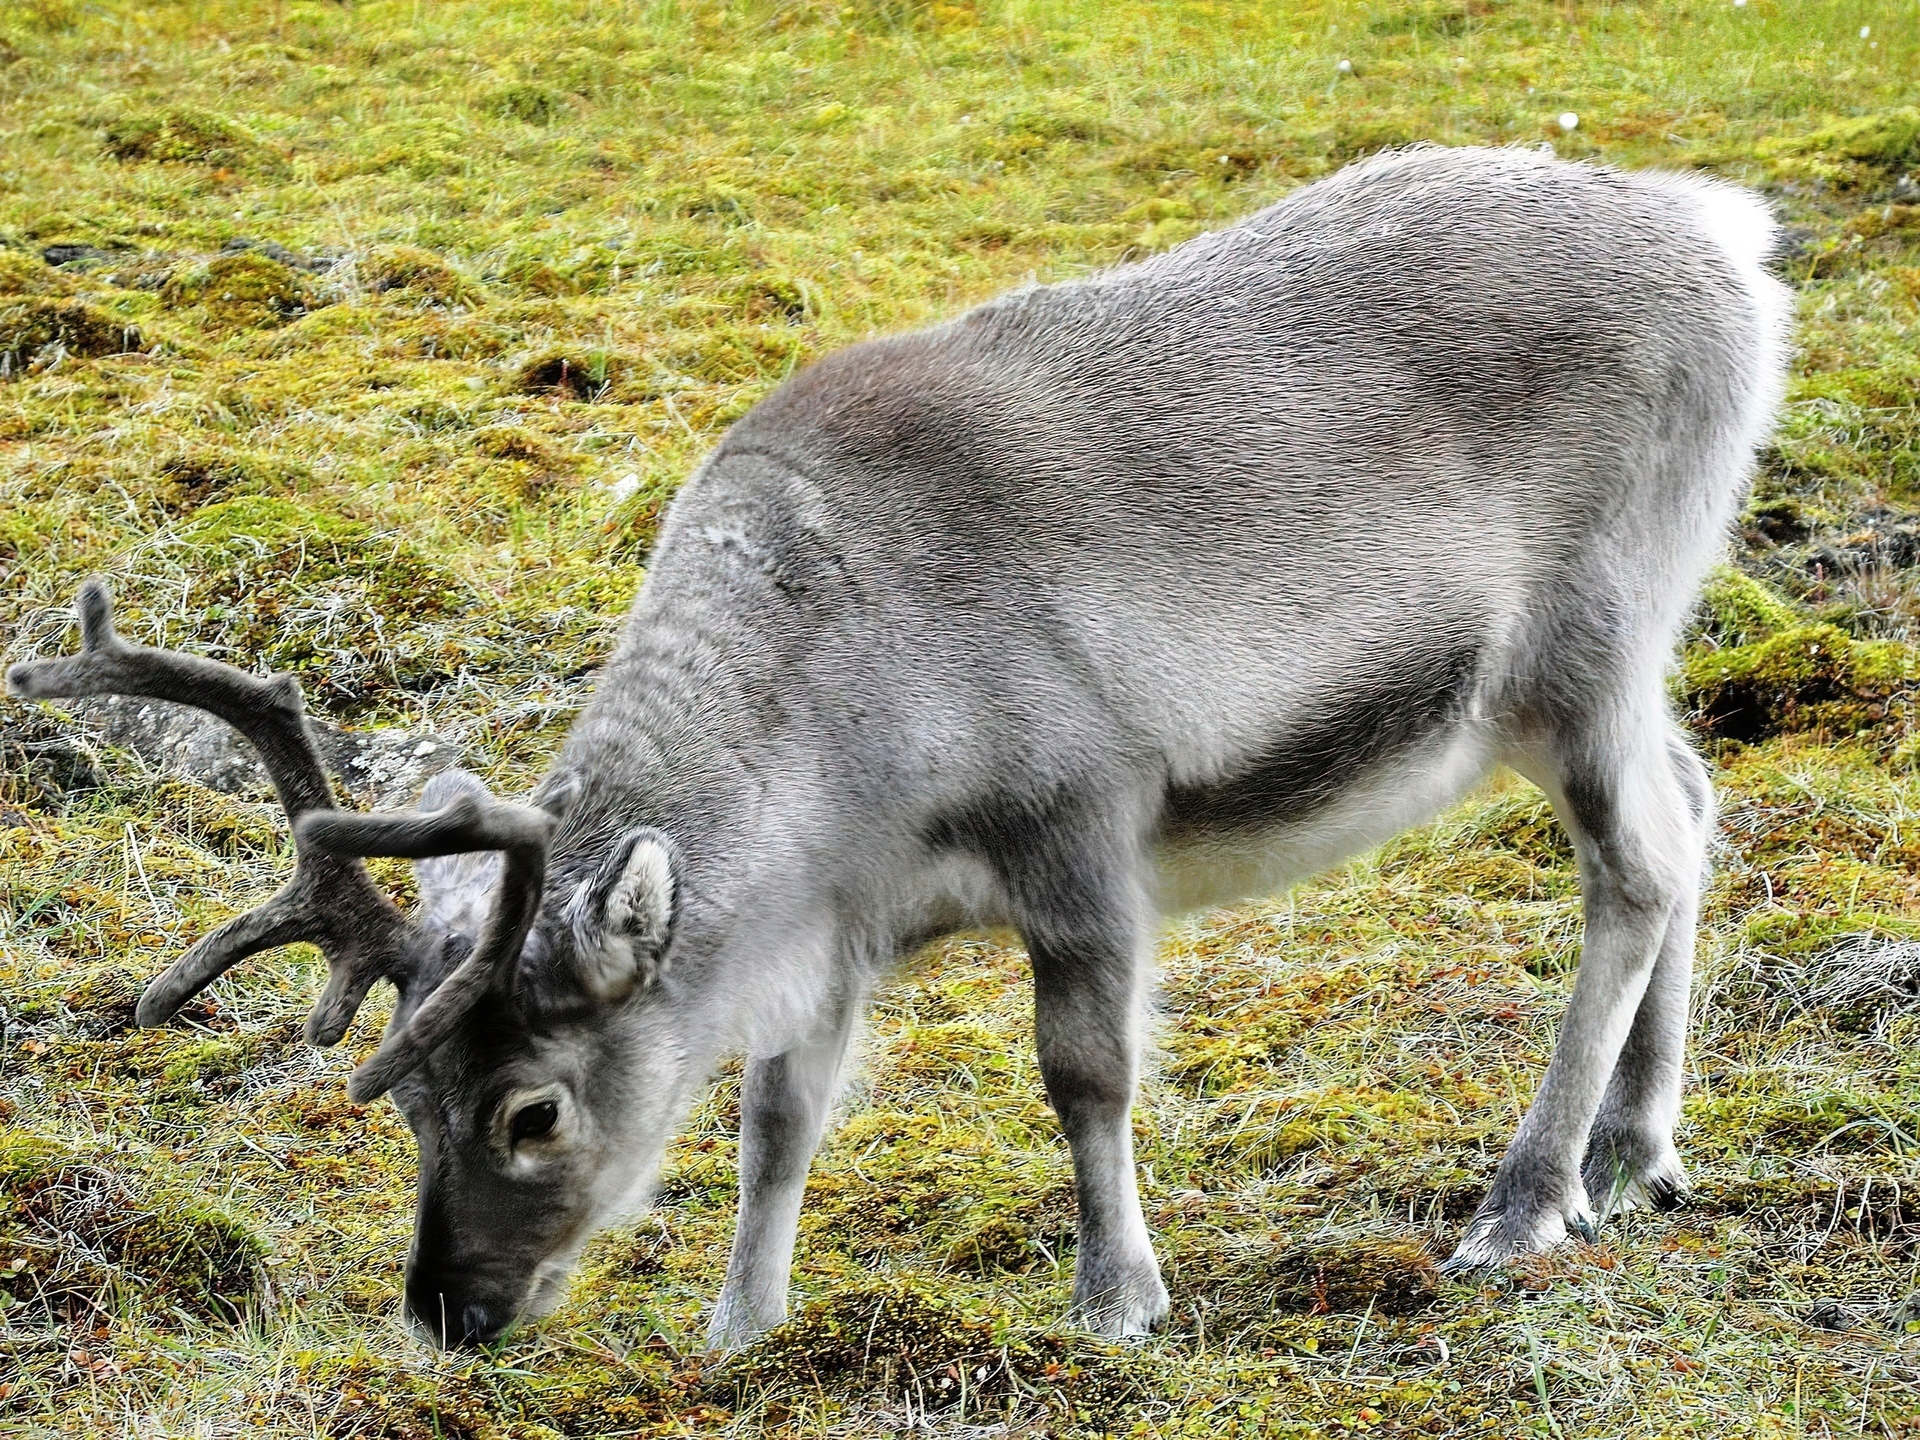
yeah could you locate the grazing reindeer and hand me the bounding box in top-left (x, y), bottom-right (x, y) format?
top-left (8, 146), bottom-right (1788, 1350)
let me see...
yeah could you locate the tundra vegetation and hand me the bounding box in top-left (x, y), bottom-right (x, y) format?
top-left (0, 0), bottom-right (1916, 1435)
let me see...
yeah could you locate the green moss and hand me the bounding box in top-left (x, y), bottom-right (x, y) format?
top-left (160, 252), bottom-right (313, 331)
top-left (103, 107), bottom-right (283, 173)
top-left (1329, 113), bottom-right (1440, 160)
top-left (114, 1195), bottom-right (267, 1320)
top-left (513, 347), bottom-right (628, 399)
top-left (0, 1126), bottom-right (72, 1201)
top-left (666, 323), bottom-right (811, 387)
top-left (485, 82), bottom-right (566, 125)
top-left (996, 95), bottom-right (1120, 154)
top-left (158, 1037), bottom-right (259, 1097)
top-left (56, 963), bottom-right (145, 1033)
top-left (0, 1129), bottom-right (265, 1323)
top-left (1681, 623), bottom-right (1920, 745)
top-left (298, 1355), bottom-right (524, 1440)
top-left (163, 495), bottom-right (465, 709)
top-left (1695, 565), bottom-right (1802, 648)
top-left (1847, 203), bottom-right (1920, 242)
top-left (1764, 108), bottom-right (1920, 190)
top-left (1373, 782), bottom-right (1578, 908)
top-left (1202, 1087), bottom-right (1450, 1171)
top-left (156, 444), bottom-right (307, 512)
top-left (4, 0), bottom-right (79, 36)
top-left (1688, 1090), bottom-right (1920, 1157)
top-left (648, 183), bottom-right (754, 225)
top-left (733, 1274), bottom-right (1038, 1410)
top-left (726, 272), bottom-right (819, 322)
top-left (1735, 905), bottom-right (1920, 961)
top-left (359, 244), bottom-right (485, 307)
top-left (943, 1213), bottom-right (1043, 1273)
top-left (0, 248), bottom-right (72, 296)
top-left (0, 296), bottom-right (141, 374)
top-left (326, 121), bottom-right (471, 182)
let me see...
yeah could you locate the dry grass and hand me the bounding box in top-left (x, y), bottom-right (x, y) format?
top-left (4, 0), bottom-right (1920, 1435)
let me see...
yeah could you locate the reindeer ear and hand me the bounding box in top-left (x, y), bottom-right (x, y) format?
top-left (411, 769), bottom-right (503, 939)
top-left (565, 828), bottom-right (678, 1002)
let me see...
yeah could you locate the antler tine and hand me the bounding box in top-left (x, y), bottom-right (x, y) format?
top-left (135, 893), bottom-right (315, 1028)
top-left (8, 579), bottom-right (332, 817)
top-left (5, 579), bottom-right (418, 1044)
top-left (298, 796), bottom-right (555, 1102)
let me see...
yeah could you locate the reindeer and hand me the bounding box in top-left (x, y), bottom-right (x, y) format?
top-left (7, 146), bottom-right (1790, 1350)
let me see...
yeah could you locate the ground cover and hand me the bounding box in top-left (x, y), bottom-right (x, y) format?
top-left (1, 0), bottom-right (1919, 1435)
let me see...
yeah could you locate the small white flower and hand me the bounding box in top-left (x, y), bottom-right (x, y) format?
top-left (1336, 58), bottom-right (1353, 73)
top-left (1860, 25), bottom-right (1870, 38)
top-left (605, 473), bottom-right (642, 506)
top-left (958, 113), bottom-right (972, 124)
top-left (1733, 0), bottom-right (1744, 7)
top-left (1558, 112), bottom-right (1580, 132)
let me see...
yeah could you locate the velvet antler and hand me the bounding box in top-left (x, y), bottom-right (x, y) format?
top-left (4, 580), bottom-right (554, 1101)
top-left (299, 795), bottom-right (553, 1101)
top-left (5, 579), bottom-right (426, 1045)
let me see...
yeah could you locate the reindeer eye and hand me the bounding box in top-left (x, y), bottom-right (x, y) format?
top-left (510, 1100), bottom-right (559, 1144)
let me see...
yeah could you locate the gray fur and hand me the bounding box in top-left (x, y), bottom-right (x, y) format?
top-left (248, 147), bottom-right (1802, 1345)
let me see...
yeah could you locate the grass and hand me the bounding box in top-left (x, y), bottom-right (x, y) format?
top-left (2, 0), bottom-right (1919, 1434)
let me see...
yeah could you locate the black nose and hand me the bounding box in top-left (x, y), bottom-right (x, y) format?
top-left (461, 1303), bottom-right (498, 1345)
top-left (406, 1286), bottom-right (510, 1348)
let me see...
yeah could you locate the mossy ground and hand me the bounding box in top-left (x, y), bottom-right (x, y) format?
top-left (2, 0), bottom-right (1920, 1435)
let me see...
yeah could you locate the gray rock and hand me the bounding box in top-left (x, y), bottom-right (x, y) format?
top-left (0, 706), bottom-right (105, 821)
top-left (68, 694), bottom-right (463, 810)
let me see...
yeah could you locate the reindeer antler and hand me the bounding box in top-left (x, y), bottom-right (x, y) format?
top-left (299, 795), bottom-right (553, 1101)
top-left (6, 580), bottom-right (431, 1045)
top-left (5, 581), bottom-right (558, 1102)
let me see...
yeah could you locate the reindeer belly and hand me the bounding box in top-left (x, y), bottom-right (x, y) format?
top-left (1151, 723), bottom-right (1496, 916)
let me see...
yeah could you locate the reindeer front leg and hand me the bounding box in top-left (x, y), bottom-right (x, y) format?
top-left (707, 1002), bottom-right (858, 1350)
top-left (1019, 845), bottom-right (1169, 1338)
top-left (1032, 934), bottom-right (1167, 1335)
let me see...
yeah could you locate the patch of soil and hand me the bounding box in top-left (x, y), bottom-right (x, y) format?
top-left (0, 708), bottom-right (104, 810)
top-left (514, 348), bottom-right (626, 399)
top-left (1680, 624), bottom-right (1918, 745)
top-left (40, 243), bottom-right (129, 269)
top-left (0, 297), bottom-right (142, 375)
top-left (1182, 1233), bottom-right (1445, 1326)
top-left (103, 107), bottom-right (282, 174)
top-left (0, 1130), bottom-right (266, 1323)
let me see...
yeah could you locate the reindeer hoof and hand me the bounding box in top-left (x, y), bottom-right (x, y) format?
top-left (1069, 1259), bottom-right (1170, 1339)
top-left (1582, 1130), bottom-right (1691, 1219)
top-left (1442, 1181), bottom-right (1598, 1273)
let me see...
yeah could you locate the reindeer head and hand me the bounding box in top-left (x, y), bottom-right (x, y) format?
top-left (5, 582), bottom-right (694, 1347)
